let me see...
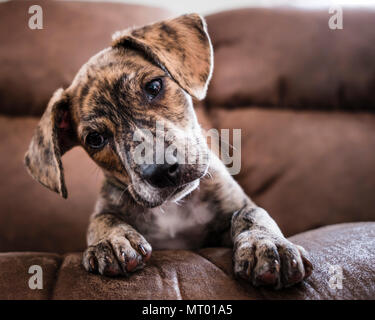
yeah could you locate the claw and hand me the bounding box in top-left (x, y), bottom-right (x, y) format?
top-left (244, 261), bottom-right (250, 277)
top-left (256, 270), bottom-right (278, 286)
top-left (291, 259), bottom-right (297, 268)
top-left (139, 244), bottom-right (147, 256)
top-left (274, 260), bottom-right (280, 272)
top-left (290, 270), bottom-right (303, 283)
top-left (105, 255), bottom-right (113, 264)
top-left (88, 256), bottom-right (97, 272)
top-left (126, 258), bottom-right (138, 272)
top-left (302, 255), bottom-right (313, 278)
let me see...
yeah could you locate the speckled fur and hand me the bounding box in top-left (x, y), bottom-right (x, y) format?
top-left (24, 14), bottom-right (312, 288)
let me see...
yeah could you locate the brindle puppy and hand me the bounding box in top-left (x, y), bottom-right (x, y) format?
top-left (25, 14), bottom-right (312, 289)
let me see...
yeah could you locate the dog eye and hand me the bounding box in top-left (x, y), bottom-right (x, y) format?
top-left (85, 132), bottom-right (107, 149)
top-left (144, 78), bottom-right (162, 99)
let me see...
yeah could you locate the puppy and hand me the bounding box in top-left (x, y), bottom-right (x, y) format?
top-left (25, 14), bottom-right (312, 288)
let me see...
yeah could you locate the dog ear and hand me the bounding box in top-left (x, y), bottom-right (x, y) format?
top-left (24, 88), bottom-right (77, 198)
top-left (112, 13), bottom-right (213, 100)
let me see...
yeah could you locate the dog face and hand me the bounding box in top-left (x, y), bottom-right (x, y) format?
top-left (24, 14), bottom-right (213, 208)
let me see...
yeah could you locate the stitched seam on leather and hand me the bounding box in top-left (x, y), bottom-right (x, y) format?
top-left (192, 250), bottom-right (231, 278)
top-left (174, 269), bottom-right (183, 300)
top-left (152, 260), bottom-right (183, 300)
top-left (192, 250), bottom-right (263, 300)
top-left (48, 253), bottom-right (66, 300)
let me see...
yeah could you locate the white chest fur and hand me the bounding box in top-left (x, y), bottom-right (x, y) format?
top-left (138, 192), bottom-right (215, 250)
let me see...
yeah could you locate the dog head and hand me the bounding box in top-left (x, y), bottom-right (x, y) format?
top-left (24, 14), bottom-right (213, 207)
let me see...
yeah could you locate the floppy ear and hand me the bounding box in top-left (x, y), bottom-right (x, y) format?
top-left (24, 88), bottom-right (77, 198)
top-left (112, 13), bottom-right (213, 100)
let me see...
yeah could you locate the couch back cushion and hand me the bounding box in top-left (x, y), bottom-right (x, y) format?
top-left (204, 8), bottom-right (375, 235)
top-left (0, 116), bottom-right (102, 253)
top-left (209, 108), bottom-right (375, 236)
top-left (0, 0), bottom-right (171, 116)
top-left (205, 8), bottom-right (375, 110)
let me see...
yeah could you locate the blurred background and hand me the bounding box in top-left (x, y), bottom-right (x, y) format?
top-left (0, 0), bottom-right (374, 255)
top-left (64, 0), bottom-right (375, 14)
top-left (2, 0), bottom-right (375, 13)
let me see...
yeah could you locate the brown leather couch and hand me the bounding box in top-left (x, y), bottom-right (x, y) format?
top-left (0, 1), bottom-right (374, 300)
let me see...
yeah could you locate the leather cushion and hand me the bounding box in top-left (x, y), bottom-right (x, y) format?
top-left (0, 116), bottom-right (101, 253)
top-left (205, 8), bottom-right (375, 111)
top-left (0, 222), bottom-right (373, 299)
top-left (0, 0), bottom-right (171, 116)
top-left (208, 107), bottom-right (375, 236)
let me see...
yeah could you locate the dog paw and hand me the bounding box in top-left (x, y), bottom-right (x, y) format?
top-left (82, 232), bottom-right (152, 277)
top-left (233, 231), bottom-right (313, 289)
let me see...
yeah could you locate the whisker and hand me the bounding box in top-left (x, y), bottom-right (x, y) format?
top-left (174, 198), bottom-right (185, 206)
top-left (117, 183), bottom-right (133, 204)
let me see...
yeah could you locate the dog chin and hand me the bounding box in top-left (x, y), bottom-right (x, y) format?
top-left (169, 179), bottom-right (200, 203)
top-left (130, 179), bottom-right (200, 208)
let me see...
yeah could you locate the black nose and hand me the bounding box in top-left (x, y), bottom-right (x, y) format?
top-left (141, 163), bottom-right (180, 188)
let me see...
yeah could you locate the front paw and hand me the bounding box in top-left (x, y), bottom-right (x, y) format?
top-left (233, 231), bottom-right (313, 289)
top-left (82, 232), bottom-right (152, 277)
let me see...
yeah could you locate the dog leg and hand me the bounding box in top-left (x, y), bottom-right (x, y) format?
top-left (205, 154), bottom-right (313, 289)
top-left (82, 213), bottom-right (152, 276)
